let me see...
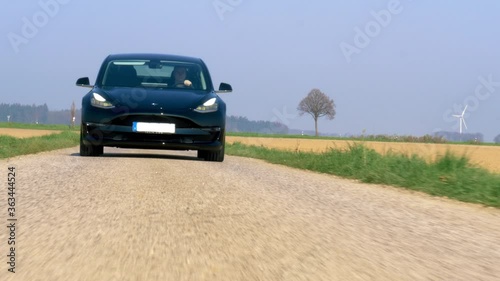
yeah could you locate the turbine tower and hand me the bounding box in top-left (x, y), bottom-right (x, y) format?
top-left (452, 105), bottom-right (468, 134)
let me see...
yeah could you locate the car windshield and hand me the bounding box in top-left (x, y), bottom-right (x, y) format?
top-left (101, 60), bottom-right (208, 90)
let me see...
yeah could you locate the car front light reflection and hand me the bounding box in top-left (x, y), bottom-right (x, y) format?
top-left (194, 98), bottom-right (218, 113)
top-left (91, 93), bottom-right (115, 108)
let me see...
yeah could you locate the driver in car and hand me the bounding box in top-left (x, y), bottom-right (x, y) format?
top-left (171, 66), bottom-right (193, 88)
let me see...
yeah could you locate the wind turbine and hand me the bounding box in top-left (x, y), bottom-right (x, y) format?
top-left (452, 105), bottom-right (468, 134)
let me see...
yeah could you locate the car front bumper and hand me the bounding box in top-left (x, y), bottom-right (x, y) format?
top-left (82, 122), bottom-right (224, 151)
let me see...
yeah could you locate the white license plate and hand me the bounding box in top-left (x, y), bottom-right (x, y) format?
top-left (132, 122), bottom-right (175, 134)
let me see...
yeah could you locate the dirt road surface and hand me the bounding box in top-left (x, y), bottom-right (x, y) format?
top-left (1, 147), bottom-right (500, 281)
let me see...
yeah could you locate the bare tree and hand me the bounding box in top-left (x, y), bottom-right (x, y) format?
top-left (297, 89), bottom-right (336, 136)
top-left (70, 101), bottom-right (76, 128)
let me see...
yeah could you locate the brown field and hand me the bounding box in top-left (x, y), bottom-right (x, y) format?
top-left (0, 128), bottom-right (62, 138)
top-left (227, 136), bottom-right (500, 174)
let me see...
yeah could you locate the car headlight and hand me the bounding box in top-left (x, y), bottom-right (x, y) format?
top-left (91, 93), bottom-right (115, 108)
top-left (194, 98), bottom-right (218, 113)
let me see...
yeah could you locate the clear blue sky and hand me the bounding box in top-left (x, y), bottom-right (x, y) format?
top-left (2, 0), bottom-right (500, 140)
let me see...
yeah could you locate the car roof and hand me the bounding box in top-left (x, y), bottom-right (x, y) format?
top-left (106, 53), bottom-right (203, 63)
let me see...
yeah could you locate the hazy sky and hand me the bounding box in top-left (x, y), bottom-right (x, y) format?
top-left (2, 0), bottom-right (500, 140)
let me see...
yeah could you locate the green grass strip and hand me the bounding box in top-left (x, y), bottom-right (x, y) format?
top-left (0, 131), bottom-right (79, 159)
top-left (226, 142), bottom-right (500, 208)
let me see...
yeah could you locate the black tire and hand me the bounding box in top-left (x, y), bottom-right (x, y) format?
top-left (197, 146), bottom-right (224, 162)
top-left (80, 132), bottom-right (103, 157)
top-left (198, 131), bottom-right (225, 162)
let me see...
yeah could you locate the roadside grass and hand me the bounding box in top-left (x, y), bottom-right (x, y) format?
top-left (226, 142), bottom-right (500, 208)
top-left (0, 131), bottom-right (79, 159)
top-left (0, 122), bottom-right (79, 131)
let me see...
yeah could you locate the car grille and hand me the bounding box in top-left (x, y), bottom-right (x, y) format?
top-left (109, 132), bottom-right (219, 143)
top-left (110, 115), bottom-right (198, 128)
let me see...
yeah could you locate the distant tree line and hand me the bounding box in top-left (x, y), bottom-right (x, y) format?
top-left (356, 134), bottom-right (447, 143)
top-left (434, 131), bottom-right (484, 143)
top-left (0, 104), bottom-right (287, 134)
top-left (0, 103), bottom-right (80, 125)
top-left (226, 115), bottom-right (288, 134)
top-left (0, 103), bottom-right (49, 123)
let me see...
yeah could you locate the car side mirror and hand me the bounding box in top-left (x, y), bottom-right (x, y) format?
top-left (216, 82), bottom-right (232, 93)
top-left (76, 77), bottom-right (93, 88)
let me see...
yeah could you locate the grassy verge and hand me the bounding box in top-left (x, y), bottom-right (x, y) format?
top-left (0, 122), bottom-right (79, 131)
top-left (0, 131), bottom-right (79, 159)
top-left (226, 142), bottom-right (500, 208)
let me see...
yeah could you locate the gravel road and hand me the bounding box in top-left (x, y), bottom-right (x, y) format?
top-left (1, 147), bottom-right (500, 281)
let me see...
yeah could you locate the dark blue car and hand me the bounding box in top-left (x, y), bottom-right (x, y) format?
top-left (76, 53), bottom-right (232, 161)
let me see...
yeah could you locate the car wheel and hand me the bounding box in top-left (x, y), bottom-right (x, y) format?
top-left (198, 146), bottom-right (224, 162)
top-left (80, 131), bottom-right (103, 157)
top-left (198, 131), bottom-right (225, 162)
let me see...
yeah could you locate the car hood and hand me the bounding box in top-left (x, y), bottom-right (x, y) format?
top-left (99, 87), bottom-right (211, 113)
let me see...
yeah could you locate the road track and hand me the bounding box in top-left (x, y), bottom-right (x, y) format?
top-left (1, 147), bottom-right (499, 280)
